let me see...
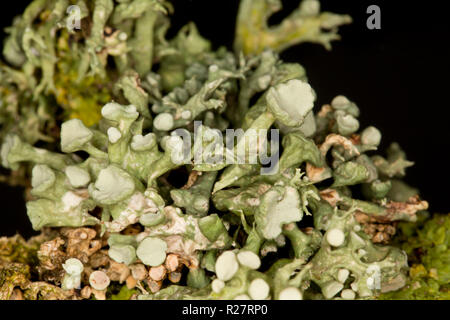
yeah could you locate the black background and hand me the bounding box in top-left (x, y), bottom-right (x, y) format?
top-left (0, 0), bottom-right (449, 238)
top-left (0, 299), bottom-right (444, 316)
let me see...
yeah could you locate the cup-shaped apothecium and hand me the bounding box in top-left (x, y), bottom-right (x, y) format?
top-left (266, 79), bottom-right (315, 128)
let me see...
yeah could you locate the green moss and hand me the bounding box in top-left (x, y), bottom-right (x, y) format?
top-left (0, 234), bottom-right (43, 267)
top-left (110, 285), bottom-right (138, 300)
top-left (379, 213), bottom-right (450, 300)
top-left (54, 30), bottom-right (112, 127)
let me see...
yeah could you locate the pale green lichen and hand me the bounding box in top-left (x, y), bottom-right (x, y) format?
top-left (0, 0), bottom-right (436, 301)
top-left (234, 0), bottom-right (352, 55)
